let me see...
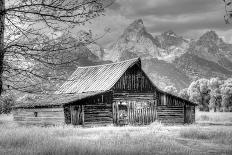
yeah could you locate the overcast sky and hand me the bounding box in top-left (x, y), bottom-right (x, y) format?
top-left (74, 0), bottom-right (232, 47)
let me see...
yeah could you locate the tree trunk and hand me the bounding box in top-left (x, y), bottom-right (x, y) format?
top-left (0, 0), bottom-right (5, 95)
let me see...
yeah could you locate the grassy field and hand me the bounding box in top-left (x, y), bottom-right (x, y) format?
top-left (196, 111), bottom-right (232, 125)
top-left (0, 112), bottom-right (232, 155)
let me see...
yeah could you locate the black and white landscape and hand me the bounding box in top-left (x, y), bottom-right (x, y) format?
top-left (0, 0), bottom-right (232, 155)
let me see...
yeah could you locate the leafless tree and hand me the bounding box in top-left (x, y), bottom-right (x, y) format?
top-left (0, 0), bottom-right (113, 95)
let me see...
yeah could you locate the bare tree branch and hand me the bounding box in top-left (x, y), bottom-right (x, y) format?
top-left (0, 0), bottom-right (114, 95)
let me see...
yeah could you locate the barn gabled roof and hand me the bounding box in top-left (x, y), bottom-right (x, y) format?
top-left (56, 58), bottom-right (144, 94)
top-left (14, 91), bottom-right (109, 108)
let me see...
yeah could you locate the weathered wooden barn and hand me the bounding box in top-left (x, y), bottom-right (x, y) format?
top-left (13, 58), bottom-right (196, 126)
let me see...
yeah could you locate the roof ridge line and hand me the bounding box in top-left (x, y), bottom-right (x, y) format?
top-left (77, 57), bottom-right (140, 68)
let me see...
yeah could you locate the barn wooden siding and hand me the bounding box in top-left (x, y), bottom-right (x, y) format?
top-left (156, 92), bottom-right (195, 124)
top-left (112, 91), bottom-right (195, 125)
top-left (111, 63), bottom-right (159, 125)
top-left (113, 93), bottom-right (157, 125)
top-left (64, 91), bottom-right (113, 126)
top-left (112, 64), bottom-right (155, 93)
top-left (114, 101), bottom-right (157, 125)
top-left (184, 104), bottom-right (195, 124)
top-left (157, 106), bottom-right (184, 124)
top-left (13, 107), bottom-right (64, 126)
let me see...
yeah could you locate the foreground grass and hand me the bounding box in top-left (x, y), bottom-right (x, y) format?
top-left (180, 126), bottom-right (232, 144)
top-left (1, 115), bottom-right (232, 155)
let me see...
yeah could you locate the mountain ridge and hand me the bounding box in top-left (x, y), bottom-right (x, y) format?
top-left (100, 19), bottom-right (232, 90)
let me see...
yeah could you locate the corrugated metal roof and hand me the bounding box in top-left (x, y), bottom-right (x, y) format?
top-left (14, 91), bottom-right (108, 108)
top-left (56, 58), bottom-right (141, 94)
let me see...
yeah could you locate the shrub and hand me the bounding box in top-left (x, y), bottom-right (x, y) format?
top-left (0, 95), bottom-right (15, 114)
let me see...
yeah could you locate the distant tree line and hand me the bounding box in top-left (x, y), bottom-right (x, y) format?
top-left (177, 78), bottom-right (232, 112)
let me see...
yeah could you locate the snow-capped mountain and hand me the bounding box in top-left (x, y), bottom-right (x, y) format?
top-left (101, 19), bottom-right (232, 90)
top-left (155, 30), bottom-right (189, 62)
top-left (186, 30), bottom-right (232, 71)
top-left (174, 30), bottom-right (232, 80)
top-left (103, 19), bottom-right (189, 63)
top-left (104, 19), bottom-right (160, 61)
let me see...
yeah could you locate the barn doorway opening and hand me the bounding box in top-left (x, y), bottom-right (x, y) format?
top-left (70, 105), bottom-right (83, 125)
top-left (184, 105), bottom-right (193, 124)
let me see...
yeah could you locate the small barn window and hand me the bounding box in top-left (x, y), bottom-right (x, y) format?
top-left (34, 112), bottom-right (38, 117)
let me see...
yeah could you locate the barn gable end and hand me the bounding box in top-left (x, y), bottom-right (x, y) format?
top-left (112, 62), bottom-right (156, 93)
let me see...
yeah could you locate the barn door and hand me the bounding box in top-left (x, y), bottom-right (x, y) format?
top-left (71, 105), bottom-right (83, 125)
top-left (127, 101), bottom-right (156, 125)
top-left (113, 100), bottom-right (157, 126)
top-left (184, 106), bottom-right (192, 124)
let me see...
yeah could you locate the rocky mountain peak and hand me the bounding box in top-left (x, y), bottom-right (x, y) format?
top-left (122, 19), bottom-right (146, 36)
top-left (194, 30), bottom-right (225, 55)
top-left (159, 30), bottom-right (187, 49)
top-left (104, 19), bottom-right (161, 61)
top-left (198, 30), bottom-right (220, 43)
top-left (128, 19), bottom-right (144, 30)
top-left (162, 30), bottom-right (177, 38)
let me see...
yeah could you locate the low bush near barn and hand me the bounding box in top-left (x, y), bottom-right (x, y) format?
top-left (0, 114), bottom-right (232, 155)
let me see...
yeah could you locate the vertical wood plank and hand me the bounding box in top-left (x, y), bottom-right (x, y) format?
top-left (145, 108), bottom-right (148, 124)
top-left (112, 102), bottom-right (115, 124)
top-left (153, 105), bottom-right (155, 122)
top-left (70, 106), bottom-right (73, 125)
top-left (164, 94), bottom-right (167, 106)
top-left (128, 102), bottom-right (130, 124)
top-left (142, 109), bottom-right (145, 125)
top-left (82, 105), bottom-right (85, 126)
top-left (133, 102), bottom-right (136, 125)
top-left (116, 102), bottom-right (119, 125)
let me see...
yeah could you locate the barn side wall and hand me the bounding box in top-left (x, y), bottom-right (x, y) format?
top-left (13, 107), bottom-right (65, 126)
top-left (64, 91), bottom-right (113, 126)
top-left (157, 106), bottom-right (184, 124)
top-left (84, 104), bottom-right (113, 126)
top-left (156, 92), bottom-right (195, 124)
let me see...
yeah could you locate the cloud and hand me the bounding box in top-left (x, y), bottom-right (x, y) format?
top-left (118, 0), bottom-right (223, 17)
top-left (116, 0), bottom-right (230, 41)
top-left (72, 0), bottom-right (230, 46)
top-left (145, 11), bottom-right (229, 33)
